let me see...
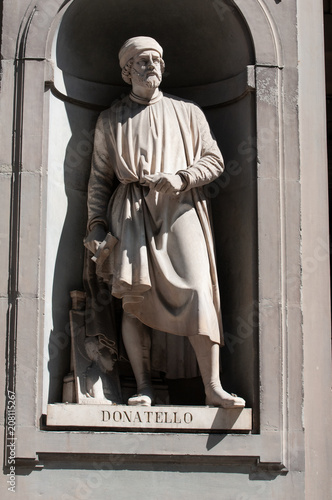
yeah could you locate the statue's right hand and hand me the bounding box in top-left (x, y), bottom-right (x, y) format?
top-left (84, 225), bottom-right (107, 254)
top-left (92, 240), bottom-right (102, 253)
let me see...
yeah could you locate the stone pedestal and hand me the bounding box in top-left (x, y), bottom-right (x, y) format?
top-left (47, 404), bottom-right (252, 431)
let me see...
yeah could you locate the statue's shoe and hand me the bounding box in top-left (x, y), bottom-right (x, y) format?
top-left (206, 393), bottom-right (246, 409)
top-left (127, 394), bottom-right (152, 406)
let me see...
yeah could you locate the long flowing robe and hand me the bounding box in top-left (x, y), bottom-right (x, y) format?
top-left (86, 93), bottom-right (224, 346)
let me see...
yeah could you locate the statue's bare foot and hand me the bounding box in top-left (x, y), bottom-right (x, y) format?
top-left (127, 386), bottom-right (154, 406)
top-left (205, 386), bottom-right (245, 408)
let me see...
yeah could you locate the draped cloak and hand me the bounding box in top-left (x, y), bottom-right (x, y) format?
top-left (86, 93), bottom-right (224, 348)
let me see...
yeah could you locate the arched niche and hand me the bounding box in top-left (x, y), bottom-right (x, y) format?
top-left (9, 0), bottom-right (292, 465)
top-left (43, 0), bottom-right (259, 416)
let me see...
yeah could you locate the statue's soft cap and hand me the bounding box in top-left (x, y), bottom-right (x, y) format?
top-left (119, 36), bottom-right (163, 68)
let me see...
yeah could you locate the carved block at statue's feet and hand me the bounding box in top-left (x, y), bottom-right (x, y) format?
top-left (66, 299), bottom-right (123, 404)
top-left (85, 363), bottom-right (122, 404)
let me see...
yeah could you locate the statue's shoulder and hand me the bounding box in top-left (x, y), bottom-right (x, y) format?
top-left (163, 92), bottom-right (199, 109)
top-left (103, 94), bottom-right (131, 112)
top-left (163, 93), bottom-right (205, 121)
top-left (97, 95), bottom-right (131, 123)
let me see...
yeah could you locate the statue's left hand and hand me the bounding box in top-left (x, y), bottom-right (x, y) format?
top-left (141, 173), bottom-right (184, 194)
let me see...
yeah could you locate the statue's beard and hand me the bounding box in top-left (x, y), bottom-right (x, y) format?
top-left (131, 71), bottom-right (161, 89)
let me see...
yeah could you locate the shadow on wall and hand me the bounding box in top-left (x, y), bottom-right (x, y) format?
top-left (47, 0), bottom-right (258, 423)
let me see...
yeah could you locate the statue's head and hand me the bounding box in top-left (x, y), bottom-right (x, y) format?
top-left (119, 36), bottom-right (165, 89)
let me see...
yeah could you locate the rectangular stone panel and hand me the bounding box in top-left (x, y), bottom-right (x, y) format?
top-left (47, 404), bottom-right (252, 431)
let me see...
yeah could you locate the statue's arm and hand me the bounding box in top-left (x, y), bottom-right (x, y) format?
top-left (177, 105), bottom-right (224, 191)
top-left (85, 113), bottom-right (115, 251)
top-left (142, 105), bottom-right (224, 196)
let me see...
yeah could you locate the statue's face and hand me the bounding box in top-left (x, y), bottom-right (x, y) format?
top-left (130, 50), bottom-right (162, 89)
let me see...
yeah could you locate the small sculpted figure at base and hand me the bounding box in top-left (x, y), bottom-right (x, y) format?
top-left (84, 36), bottom-right (245, 409)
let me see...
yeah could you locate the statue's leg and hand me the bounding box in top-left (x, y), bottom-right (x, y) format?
top-left (122, 311), bottom-right (154, 406)
top-left (189, 335), bottom-right (245, 408)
